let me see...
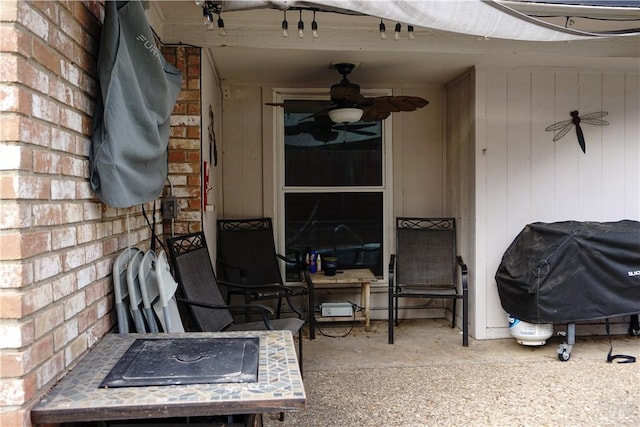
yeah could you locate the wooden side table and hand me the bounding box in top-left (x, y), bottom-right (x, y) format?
top-left (304, 268), bottom-right (376, 339)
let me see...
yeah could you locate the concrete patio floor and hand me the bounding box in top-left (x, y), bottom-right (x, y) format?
top-left (265, 318), bottom-right (640, 426)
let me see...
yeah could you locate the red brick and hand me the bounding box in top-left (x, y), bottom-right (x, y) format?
top-left (0, 371), bottom-right (36, 405)
top-left (17, 1), bottom-right (50, 42)
top-left (187, 151), bottom-right (201, 162)
top-left (172, 103), bottom-right (187, 114)
top-left (0, 407), bottom-right (29, 427)
top-left (0, 25), bottom-right (32, 54)
top-left (187, 103), bottom-right (201, 114)
top-left (0, 262), bottom-right (33, 289)
top-left (0, 351), bottom-right (23, 376)
top-left (33, 254), bottom-right (63, 282)
top-left (49, 79), bottom-right (73, 106)
top-left (0, 144), bottom-right (32, 171)
top-left (33, 149), bottom-right (61, 174)
top-left (170, 126), bottom-right (186, 138)
top-left (48, 25), bottom-right (74, 58)
top-left (0, 84), bottom-right (32, 116)
top-left (0, 175), bottom-right (51, 200)
top-left (186, 126), bottom-right (201, 139)
top-left (0, 292), bottom-right (24, 318)
top-left (31, 93), bottom-right (60, 124)
top-left (35, 351), bottom-right (64, 390)
top-left (59, 7), bottom-right (84, 43)
top-left (51, 273), bottom-right (76, 300)
top-left (53, 319), bottom-right (78, 352)
top-left (0, 202), bottom-right (32, 229)
top-left (31, 1), bottom-right (59, 26)
top-left (177, 90), bottom-right (200, 101)
top-left (0, 1), bottom-right (18, 22)
top-left (32, 203), bottom-right (62, 227)
top-left (0, 231), bottom-right (51, 260)
top-left (33, 37), bottom-right (60, 74)
top-left (34, 304), bottom-right (64, 342)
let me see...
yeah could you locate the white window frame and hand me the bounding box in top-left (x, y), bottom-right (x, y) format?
top-left (272, 88), bottom-right (393, 282)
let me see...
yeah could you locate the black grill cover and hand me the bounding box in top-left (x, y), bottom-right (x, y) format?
top-left (495, 220), bottom-right (640, 324)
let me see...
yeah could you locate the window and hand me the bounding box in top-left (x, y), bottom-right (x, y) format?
top-left (277, 98), bottom-right (389, 280)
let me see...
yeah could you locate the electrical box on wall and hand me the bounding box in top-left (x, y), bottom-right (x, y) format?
top-left (321, 302), bottom-right (353, 317)
top-left (161, 196), bottom-right (178, 220)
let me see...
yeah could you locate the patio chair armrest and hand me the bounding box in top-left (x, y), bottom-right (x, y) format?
top-left (178, 298), bottom-right (275, 317)
top-left (218, 278), bottom-right (297, 294)
top-left (456, 256), bottom-right (468, 290)
top-left (276, 253), bottom-right (307, 271)
top-left (388, 254), bottom-right (396, 287)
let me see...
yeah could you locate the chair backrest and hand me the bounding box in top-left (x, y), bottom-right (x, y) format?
top-left (126, 249), bottom-right (148, 332)
top-left (138, 250), bottom-right (161, 333)
top-left (217, 218), bottom-right (284, 287)
top-left (113, 247), bottom-right (142, 334)
top-left (396, 217), bottom-right (457, 288)
top-left (166, 232), bottom-right (234, 332)
top-left (155, 250), bottom-right (185, 333)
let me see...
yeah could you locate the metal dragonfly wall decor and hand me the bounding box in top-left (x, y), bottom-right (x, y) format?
top-left (545, 111), bottom-right (609, 154)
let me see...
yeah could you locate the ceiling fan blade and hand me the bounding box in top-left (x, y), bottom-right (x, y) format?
top-left (361, 106), bottom-right (391, 122)
top-left (368, 96), bottom-right (429, 112)
top-left (366, 96), bottom-right (402, 113)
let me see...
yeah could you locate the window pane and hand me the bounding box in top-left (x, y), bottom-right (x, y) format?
top-left (284, 100), bottom-right (382, 187)
top-left (284, 192), bottom-right (383, 279)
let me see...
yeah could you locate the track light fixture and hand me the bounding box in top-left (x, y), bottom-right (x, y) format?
top-left (297, 10), bottom-right (304, 38)
top-left (196, 3), bottom-right (416, 43)
top-left (312, 11), bottom-right (318, 38)
top-left (282, 9), bottom-right (289, 37)
top-left (217, 13), bottom-right (226, 36)
top-left (379, 19), bottom-right (387, 39)
top-left (198, 1), bottom-right (226, 34)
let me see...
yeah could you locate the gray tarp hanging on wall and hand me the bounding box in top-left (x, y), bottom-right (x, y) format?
top-left (495, 221), bottom-right (640, 324)
top-left (90, 1), bottom-right (182, 208)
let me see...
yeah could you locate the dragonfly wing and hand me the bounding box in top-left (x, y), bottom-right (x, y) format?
top-left (552, 123), bottom-right (574, 142)
top-left (581, 118), bottom-right (609, 126)
top-left (580, 111), bottom-right (608, 120)
top-left (545, 119), bottom-right (572, 131)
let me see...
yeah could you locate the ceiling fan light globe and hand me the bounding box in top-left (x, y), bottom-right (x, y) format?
top-left (328, 108), bottom-right (363, 124)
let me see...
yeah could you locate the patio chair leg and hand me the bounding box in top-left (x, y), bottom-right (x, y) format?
top-left (394, 294), bottom-right (400, 326)
top-left (451, 298), bottom-right (457, 328)
top-left (388, 284), bottom-right (393, 344)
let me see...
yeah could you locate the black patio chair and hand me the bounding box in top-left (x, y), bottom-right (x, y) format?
top-left (217, 218), bottom-right (308, 319)
top-left (388, 217), bottom-right (469, 346)
top-left (166, 231), bottom-right (305, 373)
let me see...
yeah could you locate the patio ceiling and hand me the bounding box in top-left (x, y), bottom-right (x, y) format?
top-left (151, 1), bottom-right (640, 86)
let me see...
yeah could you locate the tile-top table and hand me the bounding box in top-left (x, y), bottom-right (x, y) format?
top-left (31, 330), bottom-right (305, 425)
top-left (305, 268), bottom-right (377, 340)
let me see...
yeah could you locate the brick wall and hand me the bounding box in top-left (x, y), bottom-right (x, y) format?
top-left (0, 2), bottom-right (200, 425)
top-left (162, 45), bottom-right (203, 236)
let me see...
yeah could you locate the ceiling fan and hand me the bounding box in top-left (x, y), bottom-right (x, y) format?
top-left (267, 63), bottom-right (429, 123)
top-left (325, 63), bottom-right (429, 123)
